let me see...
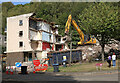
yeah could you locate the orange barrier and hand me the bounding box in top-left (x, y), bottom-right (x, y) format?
top-left (45, 58), bottom-right (49, 61)
top-left (33, 69), bottom-right (35, 74)
top-left (33, 60), bottom-right (48, 72)
top-left (10, 67), bottom-right (13, 75)
top-left (6, 67), bottom-right (9, 74)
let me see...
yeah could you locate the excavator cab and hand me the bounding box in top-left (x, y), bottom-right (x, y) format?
top-left (84, 34), bottom-right (90, 42)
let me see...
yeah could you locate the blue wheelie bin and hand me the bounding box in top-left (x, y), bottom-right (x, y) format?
top-left (53, 64), bottom-right (59, 72)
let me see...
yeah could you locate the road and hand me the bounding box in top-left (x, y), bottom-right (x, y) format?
top-left (1, 70), bottom-right (119, 82)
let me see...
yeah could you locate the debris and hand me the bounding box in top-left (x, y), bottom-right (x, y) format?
top-left (76, 39), bottom-right (120, 59)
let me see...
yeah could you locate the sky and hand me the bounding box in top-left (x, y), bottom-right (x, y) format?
top-left (12, 2), bottom-right (30, 5)
top-left (0, 0), bottom-right (31, 5)
top-left (0, 0), bottom-right (119, 5)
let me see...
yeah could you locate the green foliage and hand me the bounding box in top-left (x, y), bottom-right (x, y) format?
top-left (78, 2), bottom-right (119, 61)
top-left (2, 2), bottom-right (119, 50)
top-left (0, 45), bottom-right (6, 54)
top-left (78, 2), bottom-right (119, 44)
top-left (2, 2), bottom-right (90, 48)
top-left (2, 2), bottom-right (14, 35)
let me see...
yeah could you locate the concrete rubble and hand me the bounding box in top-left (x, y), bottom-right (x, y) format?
top-left (76, 39), bottom-right (120, 58)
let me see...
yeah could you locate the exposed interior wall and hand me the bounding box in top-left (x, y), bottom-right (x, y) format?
top-left (31, 41), bottom-right (38, 50)
top-left (53, 34), bottom-right (56, 43)
top-left (37, 31), bottom-right (42, 40)
top-left (50, 34), bottom-right (53, 43)
top-left (42, 32), bottom-right (50, 42)
top-left (36, 52), bottom-right (42, 60)
top-left (36, 41), bottom-right (42, 51)
top-left (56, 36), bottom-right (61, 43)
top-left (41, 22), bottom-right (51, 32)
top-left (37, 21), bottom-right (52, 32)
top-left (50, 44), bottom-right (55, 51)
top-left (42, 51), bottom-right (48, 58)
top-left (29, 19), bottom-right (37, 29)
top-left (29, 30), bottom-right (42, 41)
top-left (42, 42), bottom-right (50, 51)
top-left (29, 30), bottom-right (37, 40)
top-left (55, 44), bottom-right (64, 51)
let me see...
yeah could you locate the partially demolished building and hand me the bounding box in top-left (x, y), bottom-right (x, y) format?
top-left (6, 13), bottom-right (65, 66)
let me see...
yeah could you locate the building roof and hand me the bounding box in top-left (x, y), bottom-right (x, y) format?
top-left (7, 13), bottom-right (34, 19)
top-left (29, 17), bottom-right (55, 25)
top-left (29, 17), bottom-right (57, 30)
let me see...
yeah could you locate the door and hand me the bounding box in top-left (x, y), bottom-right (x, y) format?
top-left (28, 53), bottom-right (32, 61)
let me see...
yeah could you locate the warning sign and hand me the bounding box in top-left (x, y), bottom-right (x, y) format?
top-left (63, 56), bottom-right (67, 61)
top-left (33, 60), bottom-right (40, 66)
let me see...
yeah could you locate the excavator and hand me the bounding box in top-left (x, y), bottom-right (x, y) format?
top-left (64, 14), bottom-right (96, 45)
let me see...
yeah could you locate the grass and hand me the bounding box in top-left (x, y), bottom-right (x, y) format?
top-left (47, 60), bottom-right (118, 72)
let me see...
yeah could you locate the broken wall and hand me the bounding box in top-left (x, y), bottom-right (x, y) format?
top-left (29, 19), bottom-right (37, 29)
top-left (37, 22), bottom-right (51, 32)
top-left (42, 32), bottom-right (50, 42)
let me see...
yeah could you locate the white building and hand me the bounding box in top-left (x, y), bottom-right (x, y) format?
top-left (6, 13), bottom-right (65, 66)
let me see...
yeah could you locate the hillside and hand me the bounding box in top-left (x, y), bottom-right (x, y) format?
top-left (1, 2), bottom-right (119, 49)
top-left (2, 2), bottom-right (91, 48)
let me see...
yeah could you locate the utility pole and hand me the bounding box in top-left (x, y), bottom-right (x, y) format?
top-left (69, 41), bottom-right (72, 66)
top-left (69, 31), bottom-right (72, 66)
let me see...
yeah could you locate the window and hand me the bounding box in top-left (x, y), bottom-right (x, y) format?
top-left (19, 20), bottom-right (23, 26)
top-left (19, 31), bottom-right (23, 37)
top-left (58, 38), bottom-right (61, 42)
top-left (19, 41), bottom-right (23, 47)
top-left (4, 36), bottom-right (6, 41)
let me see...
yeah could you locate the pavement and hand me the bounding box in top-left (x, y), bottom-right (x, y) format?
top-left (1, 69), bottom-right (119, 82)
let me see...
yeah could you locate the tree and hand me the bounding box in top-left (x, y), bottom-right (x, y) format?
top-left (2, 2), bottom-right (14, 35)
top-left (78, 2), bottom-right (119, 61)
top-left (0, 45), bottom-right (6, 54)
top-left (2, 2), bottom-right (91, 49)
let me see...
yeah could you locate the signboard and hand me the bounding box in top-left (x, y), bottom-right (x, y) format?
top-left (15, 62), bottom-right (22, 67)
top-left (63, 56), bottom-right (67, 61)
top-left (33, 60), bottom-right (40, 66)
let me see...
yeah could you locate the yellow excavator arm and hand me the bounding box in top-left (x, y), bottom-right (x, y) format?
top-left (71, 20), bottom-right (85, 44)
top-left (65, 15), bottom-right (72, 35)
top-left (65, 14), bottom-right (96, 45)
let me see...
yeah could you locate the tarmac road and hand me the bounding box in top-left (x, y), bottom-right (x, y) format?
top-left (1, 70), bottom-right (119, 82)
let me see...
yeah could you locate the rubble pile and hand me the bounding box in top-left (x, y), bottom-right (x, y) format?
top-left (76, 39), bottom-right (120, 57)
